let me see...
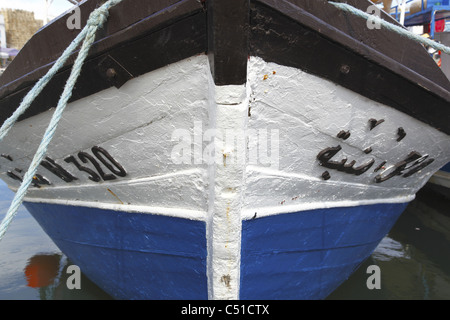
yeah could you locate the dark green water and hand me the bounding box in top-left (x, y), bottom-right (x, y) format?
top-left (0, 180), bottom-right (449, 300)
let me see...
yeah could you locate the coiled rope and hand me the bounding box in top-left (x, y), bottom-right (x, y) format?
top-left (329, 1), bottom-right (450, 55)
top-left (0, 0), bottom-right (124, 241)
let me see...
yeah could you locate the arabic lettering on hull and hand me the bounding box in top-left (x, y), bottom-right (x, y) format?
top-left (316, 123), bottom-right (435, 183)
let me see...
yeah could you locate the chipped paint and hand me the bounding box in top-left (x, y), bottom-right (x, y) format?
top-left (1, 54), bottom-right (449, 300)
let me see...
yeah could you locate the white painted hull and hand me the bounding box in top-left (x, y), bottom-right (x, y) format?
top-left (2, 55), bottom-right (448, 208)
top-left (1, 55), bottom-right (449, 299)
top-left (429, 170), bottom-right (450, 189)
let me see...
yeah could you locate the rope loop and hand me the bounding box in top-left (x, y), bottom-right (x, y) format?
top-left (87, 6), bottom-right (109, 28)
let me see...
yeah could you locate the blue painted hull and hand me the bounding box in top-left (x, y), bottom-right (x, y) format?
top-left (24, 202), bottom-right (209, 300)
top-left (240, 202), bottom-right (408, 299)
top-left (24, 201), bottom-right (409, 300)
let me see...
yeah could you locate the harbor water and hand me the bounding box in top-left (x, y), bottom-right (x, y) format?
top-left (0, 179), bottom-right (449, 300)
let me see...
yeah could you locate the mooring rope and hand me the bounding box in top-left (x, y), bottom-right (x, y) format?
top-left (329, 1), bottom-right (450, 55)
top-left (0, 0), bottom-right (124, 242)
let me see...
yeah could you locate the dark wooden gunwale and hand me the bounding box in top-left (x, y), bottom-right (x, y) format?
top-left (0, 0), bottom-right (449, 135)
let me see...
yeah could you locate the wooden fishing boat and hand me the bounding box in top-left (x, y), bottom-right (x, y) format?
top-left (0, 0), bottom-right (449, 300)
top-left (428, 163), bottom-right (450, 198)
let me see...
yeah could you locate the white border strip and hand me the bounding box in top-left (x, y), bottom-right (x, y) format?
top-left (23, 196), bottom-right (207, 221)
top-left (241, 194), bottom-right (416, 220)
top-left (23, 194), bottom-right (415, 222)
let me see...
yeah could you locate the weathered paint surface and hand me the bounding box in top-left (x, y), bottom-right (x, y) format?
top-left (244, 56), bottom-right (450, 219)
top-left (0, 55), bottom-right (212, 220)
top-left (1, 54), bottom-right (449, 299)
top-left (24, 201), bottom-right (208, 300)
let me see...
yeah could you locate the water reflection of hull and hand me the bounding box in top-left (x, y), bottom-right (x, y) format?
top-left (0, 0), bottom-right (450, 300)
top-left (328, 189), bottom-right (450, 300)
top-left (367, 191), bottom-right (450, 299)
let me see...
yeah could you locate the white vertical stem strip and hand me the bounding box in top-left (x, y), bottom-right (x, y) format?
top-left (208, 84), bottom-right (248, 300)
